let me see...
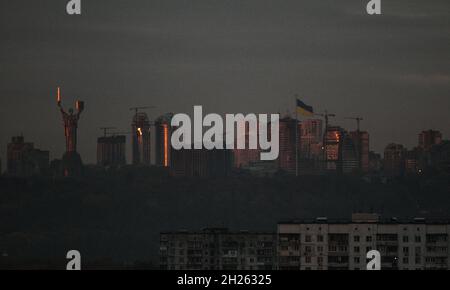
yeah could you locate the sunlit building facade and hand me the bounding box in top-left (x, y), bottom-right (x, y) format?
top-left (131, 112), bottom-right (151, 165)
top-left (155, 113), bottom-right (174, 168)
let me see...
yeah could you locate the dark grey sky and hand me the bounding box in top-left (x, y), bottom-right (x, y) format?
top-left (1, 0), bottom-right (449, 164)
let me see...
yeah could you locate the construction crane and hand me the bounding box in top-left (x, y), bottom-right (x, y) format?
top-left (345, 116), bottom-right (363, 131)
top-left (315, 111), bottom-right (336, 164)
top-left (129, 106), bottom-right (156, 116)
top-left (315, 110), bottom-right (336, 130)
top-left (108, 131), bottom-right (132, 136)
top-left (99, 127), bottom-right (117, 137)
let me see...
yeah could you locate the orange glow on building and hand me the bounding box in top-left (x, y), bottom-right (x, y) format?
top-left (57, 87), bottom-right (61, 102)
top-left (163, 124), bottom-right (168, 167)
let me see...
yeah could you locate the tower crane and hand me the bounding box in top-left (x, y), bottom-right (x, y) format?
top-left (345, 116), bottom-right (364, 132)
top-left (315, 110), bottom-right (336, 130)
top-left (99, 127), bottom-right (117, 137)
top-left (129, 106), bottom-right (156, 116)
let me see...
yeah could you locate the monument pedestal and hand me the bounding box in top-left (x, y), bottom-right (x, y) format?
top-left (62, 151), bottom-right (83, 177)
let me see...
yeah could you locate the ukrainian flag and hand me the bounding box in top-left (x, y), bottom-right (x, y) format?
top-left (296, 99), bottom-right (314, 117)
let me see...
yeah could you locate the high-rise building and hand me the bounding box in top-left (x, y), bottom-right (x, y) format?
top-left (97, 135), bottom-right (126, 167)
top-left (299, 119), bottom-right (323, 159)
top-left (278, 116), bottom-right (300, 174)
top-left (170, 146), bottom-right (233, 177)
top-left (419, 130), bottom-right (442, 151)
top-left (132, 112), bottom-right (151, 165)
top-left (428, 141), bottom-right (450, 174)
top-left (404, 149), bottom-right (421, 175)
top-left (340, 132), bottom-right (359, 174)
top-left (278, 215), bottom-right (450, 270)
top-left (323, 126), bottom-right (359, 174)
top-left (7, 136), bottom-right (49, 177)
top-left (350, 131), bottom-right (370, 173)
top-left (324, 126), bottom-right (342, 171)
top-left (155, 113), bottom-right (174, 168)
top-left (368, 151), bottom-right (382, 173)
top-left (160, 228), bottom-right (276, 270)
top-left (232, 121), bottom-right (261, 169)
top-left (384, 143), bottom-right (406, 177)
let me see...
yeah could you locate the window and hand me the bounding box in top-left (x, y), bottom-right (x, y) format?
top-left (403, 236), bottom-right (409, 243)
top-left (305, 235), bottom-right (312, 243)
top-left (354, 235), bottom-right (360, 242)
top-left (366, 236), bottom-right (372, 242)
top-left (318, 257), bottom-right (323, 264)
top-left (317, 246), bottom-right (323, 252)
top-left (317, 235), bottom-right (324, 242)
top-left (354, 257), bottom-right (360, 263)
top-left (305, 256), bottom-right (312, 264)
top-left (354, 246), bottom-right (360, 253)
top-left (415, 256), bottom-right (421, 264)
top-left (403, 257), bottom-right (409, 264)
top-left (403, 247), bottom-right (409, 254)
top-left (415, 236), bottom-right (421, 243)
top-left (366, 246), bottom-right (372, 253)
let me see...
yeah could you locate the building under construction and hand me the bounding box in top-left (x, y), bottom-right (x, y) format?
top-left (131, 112), bottom-right (151, 166)
top-left (277, 116), bottom-right (300, 174)
top-left (97, 135), bottom-right (126, 167)
top-left (350, 130), bottom-right (370, 173)
top-left (154, 113), bottom-right (174, 168)
top-left (324, 126), bottom-right (359, 174)
top-left (170, 145), bottom-right (233, 177)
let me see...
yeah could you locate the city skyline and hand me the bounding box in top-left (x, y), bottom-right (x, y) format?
top-left (1, 96), bottom-right (448, 168)
top-left (1, 0), bottom-right (450, 164)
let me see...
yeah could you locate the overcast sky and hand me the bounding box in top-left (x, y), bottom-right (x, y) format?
top-left (0, 0), bottom-right (449, 165)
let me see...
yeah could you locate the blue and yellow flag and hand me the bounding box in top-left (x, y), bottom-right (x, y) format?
top-left (296, 99), bottom-right (314, 117)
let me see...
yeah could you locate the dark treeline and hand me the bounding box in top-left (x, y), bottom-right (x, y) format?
top-left (0, 167), bottom-right (449, 269)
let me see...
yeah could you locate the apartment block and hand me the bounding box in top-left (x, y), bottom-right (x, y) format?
top-left (160, 228), bottom-right (276, 270)
top-left (278, 214), bottom-right (450, 270)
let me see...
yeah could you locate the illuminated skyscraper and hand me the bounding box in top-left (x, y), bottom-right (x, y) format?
top-left (324, 126), bottom-right (359, 174)
top-left (132, 112), bottom-right (151, 165)
top-left (155, 113), bottom-right (174, 168)
top-left (299, 119), bottom-right (323, 157)
top-left (324, 126), bottom-right (342, 171)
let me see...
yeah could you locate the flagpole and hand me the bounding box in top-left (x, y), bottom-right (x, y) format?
top-left (295, 96), bottom-right (298, 177)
